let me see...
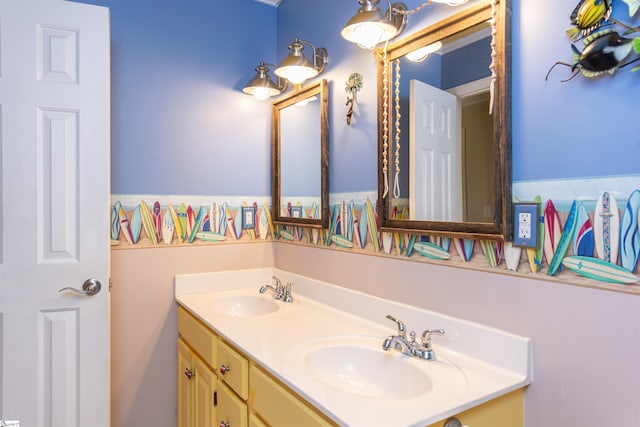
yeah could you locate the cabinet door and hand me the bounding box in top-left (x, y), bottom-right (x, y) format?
top-left (217, 382), bottom-right (248, 427)
top-left (194, 356), bottom-right (217, 427)
top-left (178, 339), bottom-right (194, 427)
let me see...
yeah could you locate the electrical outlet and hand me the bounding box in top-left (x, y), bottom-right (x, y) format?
top-left (513, 203), bottom-right (539, 248)
top-left (518, 212), bottom-right (531, 239)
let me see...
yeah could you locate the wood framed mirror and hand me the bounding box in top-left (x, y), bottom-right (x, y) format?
top-left (272, 79), bottom-right (329, 229)
top-left (376, 0), bottom-right (512, 240)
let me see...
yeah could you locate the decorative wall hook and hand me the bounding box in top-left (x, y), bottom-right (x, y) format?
top-left (345, 72), bottom-right (363, 126)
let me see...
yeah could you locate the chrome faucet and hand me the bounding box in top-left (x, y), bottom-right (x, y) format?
top-left (382, 314), bottom-right (445, 361)
top-left (259, 275), bottom-right (293, 302)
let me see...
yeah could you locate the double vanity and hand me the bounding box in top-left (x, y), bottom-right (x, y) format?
top-left (175, 268), bottom-right (531, 427)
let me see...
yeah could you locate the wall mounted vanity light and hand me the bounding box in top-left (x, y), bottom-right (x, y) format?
top-left (242, 61), bottom-right (288, 101)
top-left (341, 0), bottom-right (408, 50)
top-left (243, 39), bottom-right (328, 100)
top-left (341, 0), bottom-right (469, 50)
top-left (274, 38), bottom-right (328, 86)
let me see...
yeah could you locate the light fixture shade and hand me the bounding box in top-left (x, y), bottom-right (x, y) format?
top-left (275, 39), bottom-right (328, 86)
top-left (341, 1), bottom-right (407, 49)
top-left (274, 52), bottom-right (318, 85)
top-left (242, 62), bottom-right (284, 100)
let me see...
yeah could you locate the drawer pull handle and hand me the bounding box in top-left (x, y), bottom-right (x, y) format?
top-left (219, 421), bottom-right (230, 427)
top-left (219, 364), bottom-right (231, 375)
top-left (184, 368), bottom-right (195, 380)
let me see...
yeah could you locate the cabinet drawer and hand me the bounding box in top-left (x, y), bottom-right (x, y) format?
top-left (249, 365), bottom-right (336, 427)
top-left (218, 339), bottom-right (249, 400)
top-left (426, 389), bottom-right (524, 427)
top-left (217, 382), bottom-right (248, 427)
top-left (178, 306), bottom-right (217, 368)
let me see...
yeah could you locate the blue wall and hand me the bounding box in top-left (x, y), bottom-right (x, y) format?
top-left (77, 0), bottom-right (640, 197)
top-left (513, 0), bottom-right (640, 182)
top-left (276, 0), bottom-right (640, 193)
top-left (73, 0), bottom-right (277, 196)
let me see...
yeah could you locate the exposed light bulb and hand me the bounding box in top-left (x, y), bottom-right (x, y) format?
top-left (277, 66), bottom-right (317, 85)
top-left (252, 87), bottom-right (272, 101)
top-left (353, 22), bottom-right (385, 50)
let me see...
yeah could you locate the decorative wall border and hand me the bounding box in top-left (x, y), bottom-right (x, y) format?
top-left (111, 181), bottom-right (640, 293)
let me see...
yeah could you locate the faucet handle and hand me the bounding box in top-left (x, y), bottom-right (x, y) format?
top-left (272, 275), bottom-right (282, 289)
top-left (283, 282), bottom-right (294, 302)
top-left (421, 329), bottom-right (445, 348)
top-left (385, 314), bottom-right (407, 338)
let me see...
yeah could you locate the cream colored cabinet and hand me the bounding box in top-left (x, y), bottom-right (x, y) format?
top-left (249, 365), bottom-right (337, 427)
top-left (249, 414), bottom-right (268, 427)
top-left (217, 340), bottom-right (249, 400)
top-left (177, 339), bottom-right (194, 427)
top-left (178, 338), bottom-right (216, 427)
top-left (178, 306), bottom-right (249, 427)
top-left (426, 389), bottom-right (524, 427)
top-left (193, 355), bottom-right (217, 426)
top-left (178, 305), bottom-right (522, 427)
top-left (217, 381), bottom-right (248, 427)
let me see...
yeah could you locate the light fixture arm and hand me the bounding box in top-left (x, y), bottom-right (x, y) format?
top-left (293, 38), bottom-right (328, 75)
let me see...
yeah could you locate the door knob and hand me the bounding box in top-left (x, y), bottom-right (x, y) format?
top-left (59, 278), bottom-right (102, 296)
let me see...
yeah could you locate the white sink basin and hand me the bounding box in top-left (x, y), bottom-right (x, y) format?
top-left (291, 336), bottom-right (467, 400)
top-left (209, 295), bottom-right (279, 317)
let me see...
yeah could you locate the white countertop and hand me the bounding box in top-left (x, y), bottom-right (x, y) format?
top-left (175, 268), bottom-right (532, 427)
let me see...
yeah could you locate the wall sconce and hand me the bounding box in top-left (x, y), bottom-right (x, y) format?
top-left (274, 38), bottom-right (328, 86)
top-left (242, 61), bottom-right (288, 101)
top-left (341, 0), bottom-right (408, 50)
top-left (341, 0), bottom-right (470, 50)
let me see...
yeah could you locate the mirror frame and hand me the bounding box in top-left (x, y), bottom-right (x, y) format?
top-left (272, 79), bottom-right (330, 229)
top-left (375, 0), bottom-right (512, 241)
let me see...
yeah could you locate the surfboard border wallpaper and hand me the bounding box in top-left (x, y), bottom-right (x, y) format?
top-left (110, 175), bottom-right (640, 293)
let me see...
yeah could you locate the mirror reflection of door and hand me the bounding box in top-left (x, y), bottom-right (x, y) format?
top-left (401, 24), bottom-right (494, 223)
top-left (409, 80), bottom-right (462, 221)
top-left (409, 79), bottom-right (494, 222)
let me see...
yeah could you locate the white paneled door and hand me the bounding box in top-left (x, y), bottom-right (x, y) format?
top-left (0, 1), bottom-right (110, 426)
top-left (409, 79), bottom-right (462, 222)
